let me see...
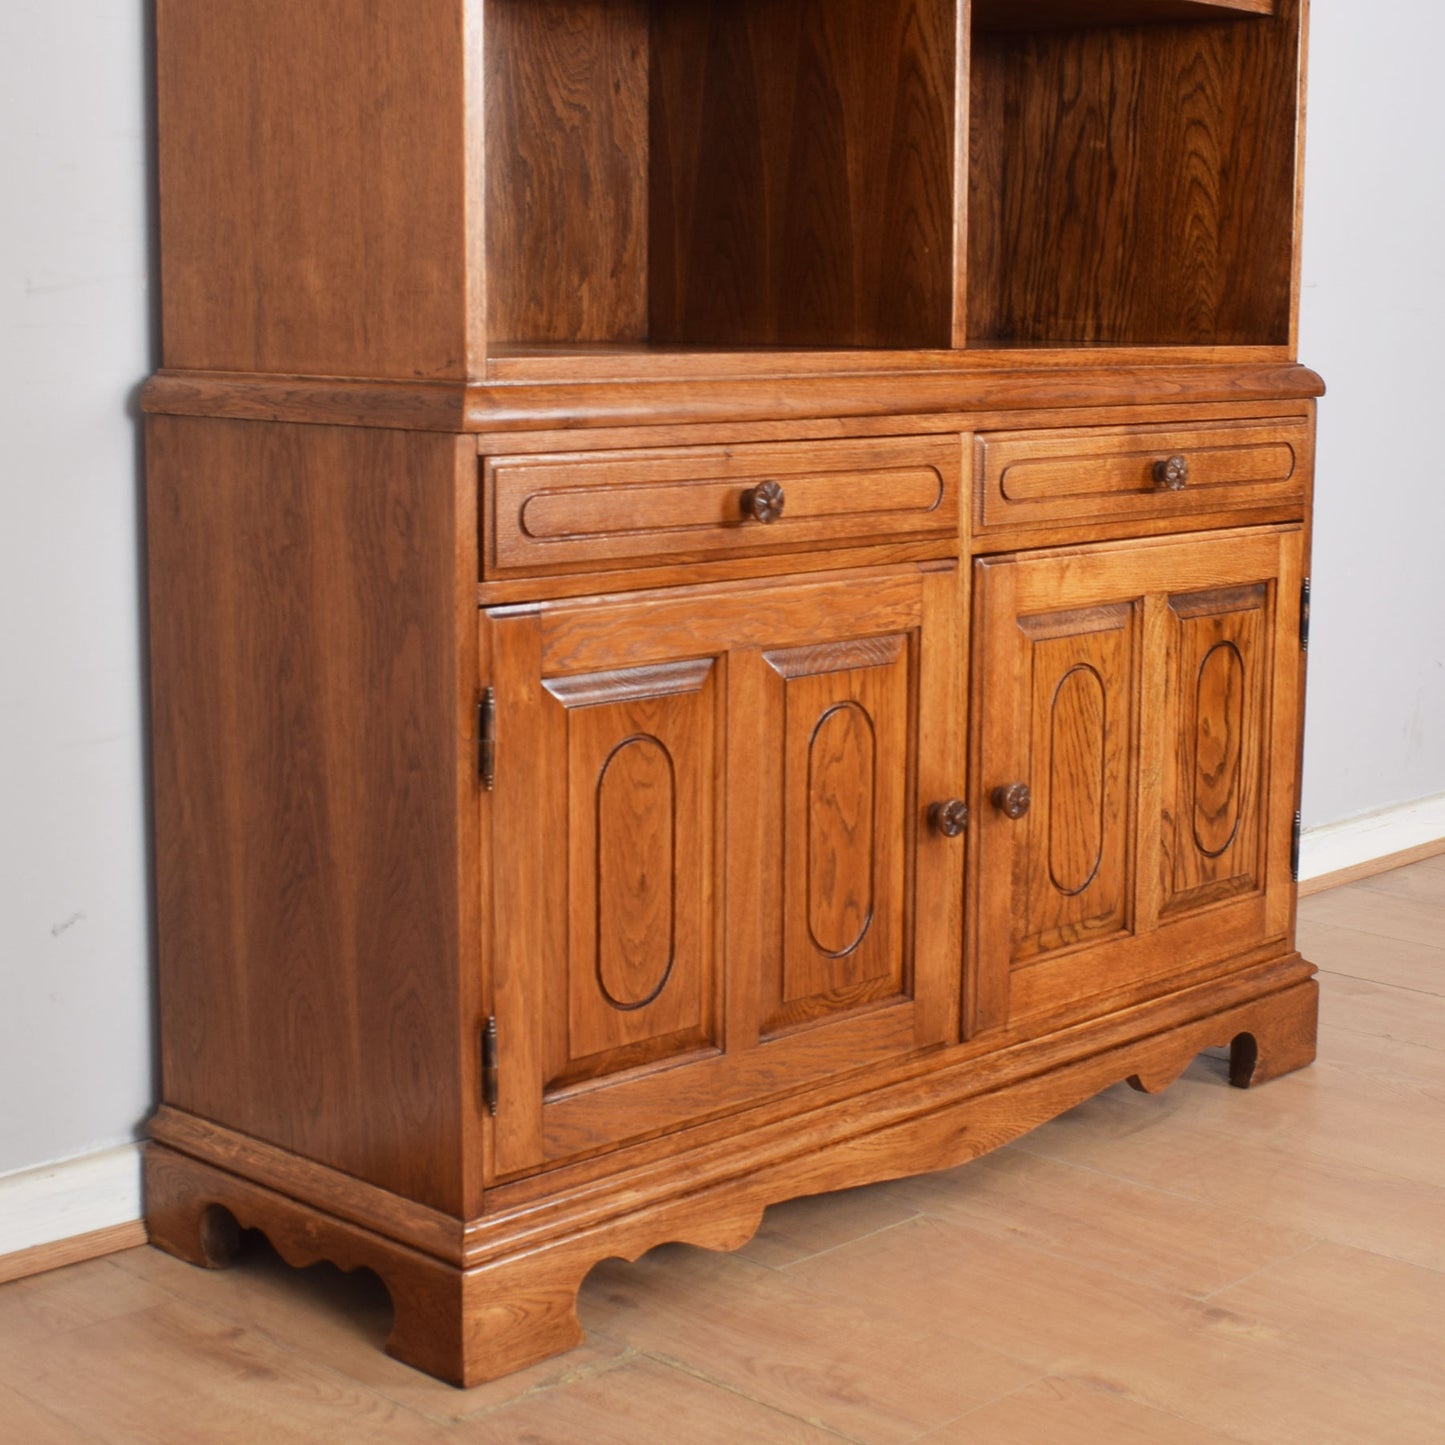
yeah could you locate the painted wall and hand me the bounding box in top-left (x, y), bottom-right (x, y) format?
top-left (0, 2), bottom-right (1441, 1196)
top-left (1296, 2), bottom-right (1445, 827)
top-left (0, 3), bottom-right (155, 1179)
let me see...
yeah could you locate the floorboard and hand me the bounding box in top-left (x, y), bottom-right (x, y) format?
top-left (3, 861), bottom-right (1443, 1443)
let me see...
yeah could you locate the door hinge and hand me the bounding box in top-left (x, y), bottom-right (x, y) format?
top-left (1299, 577), bottom-right (1311, 652)
top-left (480, 1016), bottom-right (499, 1117)
top-left (478, 687), bottom-right (496, 791)
top-left (1291, 810), bottom-right (1302, 883)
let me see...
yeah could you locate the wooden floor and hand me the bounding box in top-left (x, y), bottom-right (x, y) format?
top-left (4, 858), bottom-right (1444, 1444)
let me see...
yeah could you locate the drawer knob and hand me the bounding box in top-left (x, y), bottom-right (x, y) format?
top-left (741, 480), bottom-right (786, 524)
top-left (929, 799), bottom-right (970, 838)
top-left (992, 783), bottom-right (1032, 820)
top-left (1153, 455), bottom-right (1190, 490)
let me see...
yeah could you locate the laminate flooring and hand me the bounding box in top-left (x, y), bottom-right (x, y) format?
top-left (3, 857), bottom-right (1443, 1443)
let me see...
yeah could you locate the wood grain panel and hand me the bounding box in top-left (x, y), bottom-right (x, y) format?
top-left (486, 566), bottom-right (959, 1174)
top-left (973, 0), bottom-right (1275, 30)
top-left (1012, 606), bottom-right (1136, 964)
top-left (967, 2), bottom-right (1300, 346)
top-left (485, 434), bottom-right (959, 579)
top-left (156, 0), bottom-right (474, 378)
top-left (651, 0), bottom-right (958, 348)
top-left (1159, 583), bottom-right (1270, 913)
top-left (549, 661), bottom-right (718, 1086)
top-left (146, 418), bottom-right (478, 1213)
top-left (761, 636), bottom-right (913, 1034)
top-left (973, 527), bottom-right (1303, 1031)
top-left (485, 0), bottom-right (650, 345)
top-left (976, 416), bottom-right (1311, 535)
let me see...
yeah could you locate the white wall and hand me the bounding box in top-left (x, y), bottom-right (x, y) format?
top-left (1297, 1), bottom-right (1445, 828)
top-left (0, 3), bottom-right (155, 1180)
top-left (0, 2), bottom-right (1441, 1203)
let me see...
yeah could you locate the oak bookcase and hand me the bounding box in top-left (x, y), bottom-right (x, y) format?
top-left (143, 0), bottom-right (1322, 1385)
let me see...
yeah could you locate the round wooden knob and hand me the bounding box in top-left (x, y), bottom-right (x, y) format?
top-left (740, 480), bottom-right (786, 524)
top-left (929, 799), bottom-right (970, 838)
top-left (992, 783), bottom-right (1032, 820)
top-left (1153, 455), bottom-right (1190, 490)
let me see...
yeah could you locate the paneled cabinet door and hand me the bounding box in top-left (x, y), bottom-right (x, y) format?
top-left (971, 527), bottom-right (1303, 1032)
top-left (483, 566), bottom-right (963, 1179)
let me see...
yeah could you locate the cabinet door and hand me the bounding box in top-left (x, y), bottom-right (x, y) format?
top-left (972, 528), bottom-right (1302, 1032)
top-left (484, 566), bottom-right (962, 1178)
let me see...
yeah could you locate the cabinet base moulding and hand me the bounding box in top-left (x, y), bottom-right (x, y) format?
top-left (146, 961), bottom-right (1317, 1388)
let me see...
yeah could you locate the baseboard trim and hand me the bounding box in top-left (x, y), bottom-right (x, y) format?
top-left (0, 1220), bottom-right (149, 1286)
top-left (1299, 792), bottom-right (1445, 895)
top-left (0, 1142), bottom-right (145, 1280)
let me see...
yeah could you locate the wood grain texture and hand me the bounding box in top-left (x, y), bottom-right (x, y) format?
top-left (485, 0), bottom-right (650, 345)
top-left (973, 0), bottom-right (1275, 29)
top-left (146, 418), bottom-right (479, 1214)
top-left (650, 0), bottom-right (958, 348)
top-left (485, 565), bottom-right (962, 1175)
top-left (142, 967), bottom-right (1318, 1386)
top-left (968, 1), bottom-right (1302, 346)
top-left (142, 0), bottom-right (1324, 1397)
top-left (156, 0), bottom-right (475, 379)
top-left (1299, 837), bottom-right (1445, 898)
top-left (485, 434), bottom-right (959, 579)
top-left (976, 415), bottom-right (1313, 534)
top-left (141, 362), bottom-right (1326, 433)
top-left (972, 526), bottom-right (1304, 1031)
top-left (0, 1224), bottom-right (149, 1288)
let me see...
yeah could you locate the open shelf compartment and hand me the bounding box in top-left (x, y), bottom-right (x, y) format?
top-left (482, 0), bottom-right (1301, 362)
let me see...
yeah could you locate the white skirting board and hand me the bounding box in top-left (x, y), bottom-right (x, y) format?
top-left (0, 1143), bottom-right (143, 1257)
top-left (1299, 791), bottom-right (1445, 883)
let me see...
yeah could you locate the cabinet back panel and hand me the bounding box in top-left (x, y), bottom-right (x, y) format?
top-left (649, 0), bottom-right (958, 349)
top-left (967, 3), bottom-right (1299, 346)
top-left (485, 0), bottom-right (651, 345)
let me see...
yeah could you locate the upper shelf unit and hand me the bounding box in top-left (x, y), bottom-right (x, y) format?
top-left (156, 0), bottom-right (1303, 382)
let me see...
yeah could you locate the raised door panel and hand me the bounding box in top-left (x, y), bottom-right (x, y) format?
top-left (972, 527), bottom-right (1302, 1033)
top-left (1158, 584), bottom-right (1268, 916)
top-left (1009, 604), bottom-right (1136, 965)
top-left (545, 661), bottom-right (720, 1089)
top-left (485, 565), bottom-right (962, 1179)
top-left (759, 634), bottom-right (913, 1036)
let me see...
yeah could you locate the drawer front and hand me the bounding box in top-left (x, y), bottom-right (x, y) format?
top-left (485, 436), bottom-right (960, 578)
top-left (976, 417), bottom-right (1311, 532)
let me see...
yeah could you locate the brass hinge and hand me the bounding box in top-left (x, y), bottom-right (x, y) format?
top-left (1299, 577), bottom-right (1311, 652)
top-left (481, 1016), bottom-right (499, 1117)
top-left (479, 687), bottom-right (496, 791)
top-left (1291, 811), bottom-right (1302, 884)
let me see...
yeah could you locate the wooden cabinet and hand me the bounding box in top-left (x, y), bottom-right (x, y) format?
top-left (971, 527), bottom-right (1304, 1031)
top-left (486, 566), bottom-right (963, 1176)
top-left (143, 0), bottom-right (1323, 1391)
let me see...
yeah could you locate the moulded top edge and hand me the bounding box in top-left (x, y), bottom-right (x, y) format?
top-left (970, 0), bottom-right (1275, 33)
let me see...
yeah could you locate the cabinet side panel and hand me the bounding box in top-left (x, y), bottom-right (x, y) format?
top-left (147, 418), bottom-right (474, 1214)
top-left (156, 0), bottom-right (472, 379)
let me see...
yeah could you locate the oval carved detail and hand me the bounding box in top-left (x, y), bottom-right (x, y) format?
top-left (807, 702), bottom-right (876, 959)
top-left (1192, 642), bottom-right (1246, 859)
top-left (595, 735), bottom-right (676, 1012)
top-left (1048, 665), bottom-right (1107, 898)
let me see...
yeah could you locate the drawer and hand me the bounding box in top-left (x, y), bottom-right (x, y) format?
top-left (976, 417), bottom-right (1311, 532)
top-left (484, 436), bottom-right (960, 578)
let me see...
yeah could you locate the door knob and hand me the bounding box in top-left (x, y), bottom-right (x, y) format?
top-left (992, 783), bottom-right (1031, 820)
top-left (929, 799), bottom-right (970, 837)
top-left (740, 480), bottom-right (786, 523)
top-left (1153, 455), bottom-right (1190, 490)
